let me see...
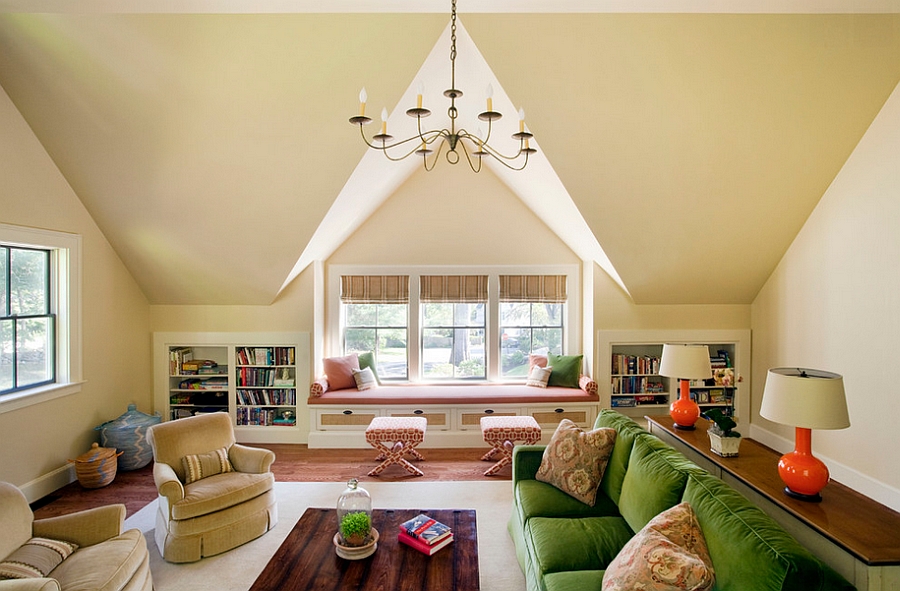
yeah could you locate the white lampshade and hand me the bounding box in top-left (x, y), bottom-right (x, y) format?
top-left (760, 368), bottom-right (850, 430)
top-left (658, 344), bottom-right (712, 381)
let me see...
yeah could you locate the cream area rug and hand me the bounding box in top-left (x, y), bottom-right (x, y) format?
top-left (124, 480), bottom-right (526, 591)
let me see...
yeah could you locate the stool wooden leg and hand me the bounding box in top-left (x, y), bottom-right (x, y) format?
top-left (484, 440), bottom-right (515, 476)
top-left (480, 446), bottom-right (502, 461)
top-left (368, 442), bottom-right (424, 477)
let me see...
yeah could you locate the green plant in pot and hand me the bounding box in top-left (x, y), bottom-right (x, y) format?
top-left (339, 511), bottom-right (372, 547)
top-left (703, 408), bottom-right (742, 457)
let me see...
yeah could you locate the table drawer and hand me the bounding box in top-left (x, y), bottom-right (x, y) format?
top-left (527, 405), bottom-right (595, 428)
top-left (315, 409), bottom-right (379, 430)
top-left (456, 408), bottom-right (520, 430)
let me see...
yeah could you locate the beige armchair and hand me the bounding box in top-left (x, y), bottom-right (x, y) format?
top-left (147, 412), bottom-right (277, 563)
top-left (0, 481), bottom-right (151, 591)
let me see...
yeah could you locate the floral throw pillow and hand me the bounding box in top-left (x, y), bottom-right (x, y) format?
top-left (602, 502), bottom-right (715, 591)
top-left (536, 419), bottom-right (617, 506)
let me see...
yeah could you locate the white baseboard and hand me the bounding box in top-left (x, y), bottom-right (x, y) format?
top-left (20, 464), bottom-right (76, 504)
top-left (749, 424), bottom-right (900, 514)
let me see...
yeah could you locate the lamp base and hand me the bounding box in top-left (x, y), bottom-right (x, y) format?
top-left (783, 486), bottom-right (823, 503)
top-left (673, 423), bottom-right (696, 431)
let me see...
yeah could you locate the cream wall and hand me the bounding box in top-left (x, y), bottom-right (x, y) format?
top-left (751, 81), bottom-right (900, 511)
top-left (0, 84), bottom-right (151, 499)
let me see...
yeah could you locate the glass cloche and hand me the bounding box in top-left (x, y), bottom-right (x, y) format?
top-left (336, 478), bottom-right (372, 546)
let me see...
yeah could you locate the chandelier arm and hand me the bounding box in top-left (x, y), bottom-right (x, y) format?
top-left (456, 137), bottom-right (482, 173)
top-left (359, 126), bottom-right (442, 154)
top-left (423, 138), bottom-right (447, 172)
top-left (458, 130), bottom-right (529, 162)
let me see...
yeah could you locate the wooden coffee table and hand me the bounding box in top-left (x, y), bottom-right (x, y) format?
top-left (249, 507), bottom-right (479, 591)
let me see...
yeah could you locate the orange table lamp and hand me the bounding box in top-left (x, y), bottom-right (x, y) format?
top-left (659, 344), bottom-right (712, 430)
top-left (759, 368), bottom-right (850, 502)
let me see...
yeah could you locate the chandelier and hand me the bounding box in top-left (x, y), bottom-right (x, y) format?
top-left (348, 0), bottom-right (535, 173)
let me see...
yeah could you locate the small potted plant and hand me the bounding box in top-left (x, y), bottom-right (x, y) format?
top-left (339, 511), bottom-right (372, 547)
top-left (703, 408), bottom-right (742, 457)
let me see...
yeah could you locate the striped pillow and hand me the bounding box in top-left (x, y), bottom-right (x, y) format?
top-left (0, 537), bottom-right (78, 579)
top-left (182, 447), bottom-right (234, 484)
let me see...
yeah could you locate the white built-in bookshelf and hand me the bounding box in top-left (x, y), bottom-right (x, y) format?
top-left (597, 330), bottom-right (750, 428)
top-left (153, 332), bottom-right (309, 444)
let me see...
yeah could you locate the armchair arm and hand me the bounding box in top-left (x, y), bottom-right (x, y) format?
top-left (512, 445), bottom-right (546, 485)
top-left (229, 443), bottom-right (275, 474)
top-left (32, 504), bottom-right (124, 548)
top-left (0, 579), bottom-right (61, 591)
top-left (153, 461), bottom-right (185, 504)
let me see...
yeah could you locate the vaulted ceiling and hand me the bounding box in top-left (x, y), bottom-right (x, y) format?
top-left (1, 2), bottom-right (899, 305)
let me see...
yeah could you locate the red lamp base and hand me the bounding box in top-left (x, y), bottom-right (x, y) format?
top-left (670, 379), bottom-right (700, 430)
top-left (778, 427), bottom-right (829, 502)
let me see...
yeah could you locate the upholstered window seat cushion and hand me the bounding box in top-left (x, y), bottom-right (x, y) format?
top-left (307, 380), bottom-right (599, 406)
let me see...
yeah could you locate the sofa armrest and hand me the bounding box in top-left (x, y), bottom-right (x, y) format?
top-left (579, 375), bottom-right (598, 396)
top-left (512, 445), bottom-right (546, 484)
top-left (229, 443), bottom-right (275, 474)
top-left (32, 504), bottom-right (125, 547)
top-left (309, 377), bottom-right (330, 398)
top-left (153, 461), bottom-right (185, 504)
top-left (0, 579), bottom-right (61, 591)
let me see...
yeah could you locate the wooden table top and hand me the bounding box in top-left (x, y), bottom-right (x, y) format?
top-left (249, 507), bottom-right (479, 591)
top-left (646, 415), bottom-right (900, 566)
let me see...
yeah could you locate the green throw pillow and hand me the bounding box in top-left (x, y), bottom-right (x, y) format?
top-left (357, 352), bottom-right (381, 385)
top-left (547, 354), bottom-right (583, 388)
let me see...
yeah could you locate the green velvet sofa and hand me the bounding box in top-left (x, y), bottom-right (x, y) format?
top-left (508, 409), bottom-right (854, 591)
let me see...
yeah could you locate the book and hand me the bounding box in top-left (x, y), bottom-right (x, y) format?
top-left (398, 530), bottom-right (454, 556)
top-left (399, 514), bottom-right (453, 545)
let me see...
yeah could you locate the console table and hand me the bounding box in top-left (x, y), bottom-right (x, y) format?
top-left (646, 415), bottom-right (900, 591)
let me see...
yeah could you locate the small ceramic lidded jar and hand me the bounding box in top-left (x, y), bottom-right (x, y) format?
top-left (336, 478), bottom-right (372, 546)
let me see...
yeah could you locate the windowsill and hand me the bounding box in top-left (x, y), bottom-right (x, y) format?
top-left (0, 381), bottom-right (84, 415)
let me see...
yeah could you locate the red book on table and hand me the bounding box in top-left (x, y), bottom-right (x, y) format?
top-left (397, 530), bottom-right (454, 556)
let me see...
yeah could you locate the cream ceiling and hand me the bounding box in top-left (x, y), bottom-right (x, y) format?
top-left (0, 3), bottom-right (898, 305)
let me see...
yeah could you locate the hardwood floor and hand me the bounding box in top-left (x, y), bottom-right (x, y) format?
top-left (30, 445), bottom-right (511, 520)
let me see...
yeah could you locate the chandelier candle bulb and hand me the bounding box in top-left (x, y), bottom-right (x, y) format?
top-left (486, 84), bottom-right (493, 112)
top-left (417, 81), bottom-right (424, 109)
top-left (381, 108), bottom-right (388, 135)
top-left (518, 108), bottom-right (525, 133)
top-left (359, 88), bottom-right (367, 117)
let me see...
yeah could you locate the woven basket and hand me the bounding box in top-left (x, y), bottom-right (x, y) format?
top-left (69, 443), bottom-right (122, 488)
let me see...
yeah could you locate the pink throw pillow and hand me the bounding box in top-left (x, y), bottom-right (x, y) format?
top-left (529, 354), bottom-right (548, 370)
top-left (323, 354), bottom-right (359, 391)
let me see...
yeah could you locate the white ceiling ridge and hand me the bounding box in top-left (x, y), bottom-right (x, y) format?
top-left (278, 17), bottom-right (628, 298)
top-left (4, 0), bottom-right (899, 14)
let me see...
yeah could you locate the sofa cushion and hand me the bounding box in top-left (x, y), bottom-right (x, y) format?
top-left (0, 538), bottom-right (78, 580)
top-left (182, 447), bottom-right (234, 485)
top-left (526, 516), bottom-right (635, 575)
top-left (526, 365), bottom-right (552, 388)
top-left (593, 410), bottom-right (648, 506)
top-left (356, 351), bottom-right (381, 385)
top-left (682, 472), bottom-right (852, 591)
top-left (322, 353), bottom-right (359, 391)
top-left (544, 571), bottom-right (606, 591)
top-left (45, 529), bottom-right (146, 591)
top-left (547, 354), bottom-right (583, 388)
top-left (536, 419), bottom-right (616, 506)
top-left (172, 471), bottom-right (274, 521)
top-left (516, 480), bottom-right (620, 522)
top-left (618, 436), bottom-right (692, 533)
top-left (352, 367), bottom-right (378, 391)
top-left (601, 502), bottom-right (715, 591)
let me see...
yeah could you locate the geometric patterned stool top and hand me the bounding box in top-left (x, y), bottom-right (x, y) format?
top-left (480, 415), bottom-right (542, 476)
top-left (364, 416), bottom-right (427, 477)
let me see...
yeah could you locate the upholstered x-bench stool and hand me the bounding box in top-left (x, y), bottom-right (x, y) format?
top-left (480, 415), bottom-right (542, 476)
top-left (365, 416), bottom-right (427, 477)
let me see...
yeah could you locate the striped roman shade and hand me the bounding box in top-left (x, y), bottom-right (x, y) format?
top-left (420, 275), bottom-right (488, 303)
top-left (499, 275), bottom-right (567, 303)
top-left (341, 275), bottom-right (409, 304)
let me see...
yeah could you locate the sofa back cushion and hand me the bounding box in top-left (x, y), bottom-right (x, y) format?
top-left (618, 435), bottom-right (693, 533)
top-left (594, 410), bottom-right (647, 506)
top-left (682, 471), bottom-right (854, 591)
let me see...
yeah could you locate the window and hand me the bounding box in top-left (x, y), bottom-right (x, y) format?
top-left (0, 245), bottom-right (55, 393)
top-left (420, 276), bottom-right (487, 379)
top-left (0, 223), bottom-right (82, 412)
top-left (341, 275), bottom-right (408, 380)
top-left (499, 275), bottom-right (566, 378)
top-left (332, 267), bottom-right (578, 382)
